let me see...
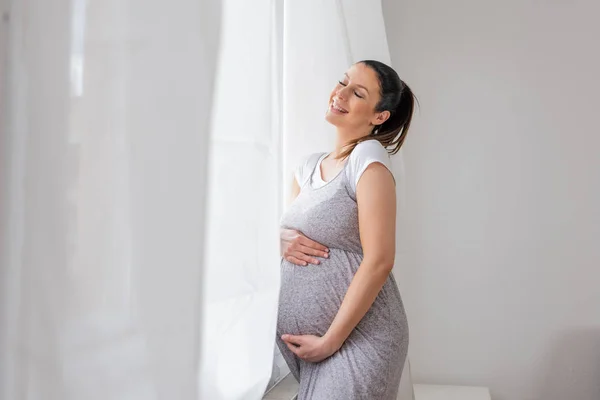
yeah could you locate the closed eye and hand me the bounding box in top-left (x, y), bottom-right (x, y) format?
top-left (338, 81), bottom-right (364, 99)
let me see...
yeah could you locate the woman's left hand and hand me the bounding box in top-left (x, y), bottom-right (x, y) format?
top-left (281, 333), bottom-right (341, 363)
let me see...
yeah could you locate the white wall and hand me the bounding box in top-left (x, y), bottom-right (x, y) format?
top-left (383, 1), bottom-right (600, 399)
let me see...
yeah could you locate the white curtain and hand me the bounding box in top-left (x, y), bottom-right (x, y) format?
top-left (0, 1), bottom-right (220, 399)
top-left (198, 0), bottom-right (283, 398)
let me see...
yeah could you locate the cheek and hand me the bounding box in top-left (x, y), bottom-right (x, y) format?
top-left (350, 101), bottom-right (371, 118)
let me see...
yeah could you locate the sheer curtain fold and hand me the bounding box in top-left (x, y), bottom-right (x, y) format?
top-left (0, 1), bottom-right (221, 399)
top-left (199, 0), bottom-right (282, 399)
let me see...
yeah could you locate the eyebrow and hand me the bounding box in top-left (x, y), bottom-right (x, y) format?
top-left (344, 73), bottom-right (369, 94)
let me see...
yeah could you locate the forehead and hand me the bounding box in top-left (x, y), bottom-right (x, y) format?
top-left (345, 63), bottom-right (380, 92)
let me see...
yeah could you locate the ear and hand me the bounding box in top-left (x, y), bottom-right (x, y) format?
top-left (371, 110), bottom-right (390, 126)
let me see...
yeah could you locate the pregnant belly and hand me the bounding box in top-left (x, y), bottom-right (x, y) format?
top-left (277, 249), bottom-right (362, 336)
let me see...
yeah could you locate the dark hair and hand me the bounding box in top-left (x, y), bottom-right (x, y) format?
top-left (338, 60), bottom-right (416, 159)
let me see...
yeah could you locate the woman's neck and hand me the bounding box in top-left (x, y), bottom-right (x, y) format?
top-left (332, 126), bottom-right (371, 158)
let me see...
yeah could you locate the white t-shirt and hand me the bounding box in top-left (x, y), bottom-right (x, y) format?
top-left (295, 139), bottom-right (393, 195)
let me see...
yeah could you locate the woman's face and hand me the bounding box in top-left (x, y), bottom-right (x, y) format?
top-left (325, 63), bottom-right (389, 131)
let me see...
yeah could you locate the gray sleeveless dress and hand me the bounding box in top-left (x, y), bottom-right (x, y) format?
top-left (276, 152), bottom-right (409, 400)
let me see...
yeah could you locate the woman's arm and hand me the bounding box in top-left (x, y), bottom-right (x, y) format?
top-left (281, 162), bottom-right (396, 361)
top-left (322, 162), bottom-right (396, 348)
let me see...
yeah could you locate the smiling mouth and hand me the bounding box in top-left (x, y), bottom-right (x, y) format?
top-left (330, 100), bottom-right (348, 113)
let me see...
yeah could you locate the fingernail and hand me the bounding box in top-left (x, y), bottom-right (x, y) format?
top-left (302, 262), bottom-right (307, 266)
top-left (313, 260), bottom-right (320, 265)
top-left (323, 253), bottom-right (329, 258)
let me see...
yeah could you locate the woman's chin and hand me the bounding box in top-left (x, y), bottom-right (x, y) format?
top-left (325, 112), bottom-right (343, 126)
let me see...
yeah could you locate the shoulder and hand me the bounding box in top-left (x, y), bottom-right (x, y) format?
top-left (346, 140), bottom-right (394, 194)
top-left (348, 139), bottom-right (393, 177)
top-left (350, 140), bottom-right (391, 166)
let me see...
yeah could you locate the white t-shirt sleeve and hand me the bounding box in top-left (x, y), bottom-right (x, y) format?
top-left (294, 158), bottom-right (308, 187)
top-left (294, 153), bottom-right (323, 188)
top-left (346, 140), bottom-right (394, 195)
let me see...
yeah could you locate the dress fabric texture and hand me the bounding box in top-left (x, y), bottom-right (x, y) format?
top-left (276, 149), bottom-right (409, 400)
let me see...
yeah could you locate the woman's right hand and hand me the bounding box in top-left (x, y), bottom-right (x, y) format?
top-left (280, 229), bottom-right (329, 266)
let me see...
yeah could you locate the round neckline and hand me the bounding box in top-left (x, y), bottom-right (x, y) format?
top-left (309, 153), bottom-right (349, 190)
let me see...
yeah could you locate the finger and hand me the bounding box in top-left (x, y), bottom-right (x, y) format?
top-left (298, 244), bottom-right (329, 258)
top-left (285, 256), bottom-right (307, 267)
top-left (282, 334), bottom-right (304, 346)
top-left (286, 342), bottom-right (303, 357)
top-left (298, 236), bottom-right (329, 252)
top-left (290, 251), bottom-right (319, 265)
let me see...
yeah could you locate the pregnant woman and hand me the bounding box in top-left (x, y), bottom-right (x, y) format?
top-left (276, 60), bottom-right (416, 400)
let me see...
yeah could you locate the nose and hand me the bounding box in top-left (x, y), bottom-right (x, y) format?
top-left (336, 86), bottom-right (349, 100)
